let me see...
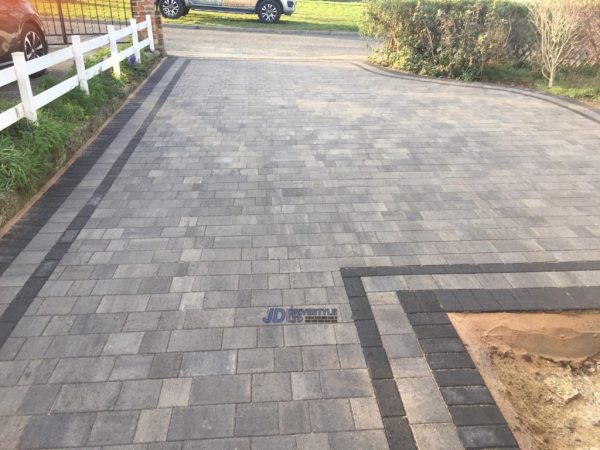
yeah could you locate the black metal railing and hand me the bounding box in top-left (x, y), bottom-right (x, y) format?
top-left (31, 0), bottom-right (133, 45)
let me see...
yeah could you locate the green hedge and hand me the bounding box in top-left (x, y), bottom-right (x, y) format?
top-left (361, 0), bottom-right (533, 80)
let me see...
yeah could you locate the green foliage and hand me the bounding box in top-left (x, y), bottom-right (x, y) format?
top-left (361, 0), bottom-right (533, 80)
top-left (0, 49), bottom-right (160, 222)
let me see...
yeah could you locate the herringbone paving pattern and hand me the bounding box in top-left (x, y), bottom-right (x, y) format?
top-left (1, 57), bottom-right (600, 449)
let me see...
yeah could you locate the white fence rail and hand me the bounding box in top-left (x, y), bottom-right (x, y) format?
top-left (0, 15), bottom-right (155, 132)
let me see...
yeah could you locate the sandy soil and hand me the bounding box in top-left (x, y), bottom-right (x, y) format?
top-left (450, 312), bottom-right (600, 450)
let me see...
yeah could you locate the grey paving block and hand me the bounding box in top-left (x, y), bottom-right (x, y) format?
top-left (257, 326), bottom-right (284, 347)
top-left (190, 374), bottom-right (250, 405)
top-left (309, 399), bottom-right (354, 432)
top-left (0, 385), bottom-right (28, 415)
top-left (0, 361), bottom-right (28, 386)
top-left (139, 330), bottom-right (171, 354)
top-left (167, 405), bottom-right (235, 440)
top-left (11, 316), bottom-right (51, 337)
top-left (103, 332), bottom-right (144, 355)
top-left (134, 408), bottom-right (172, 443)
top-left (237, 348), bottom-right (274, 373)
top-left (328, 430), bottom-right (389, 450)
top-left (180, 350), bottom-right (237, 376)
top-left (70, 313), bottom-right (126, 334)
top-left (88, 410), bottom-right (139, 445)
top-left (337, 344), bottom-right (367, 369)
top-left (111, 354), bottom-right (154, 380)
top-left (116, 379), bottom-right (162, 409)
top-left (168, 329), bottom-right (223, 352)
top-left (396, 377), bottom-right (452, 424)
top-left (53, 381), bottom-right (121, 412)
top-left (159, 377), bottom-right (191, 407)
top-left (381, 333), bottom-right (422, 358)
top-left (21, 413), bottom-right (95, 448)
top-left (389, 357), bottom-right (431, 379)
top-left (222, 327), bottom-right (257, 349)
top-left (181, 437), bottom-right (250, 449)
top-left (302, 345), bottom-right (340, 370)
top-left (234, 402), bottom-right (279, 436)
top-left (252, 372), bottom-right (292, 402)
top-left (17, 384), bottom-right (60, 415)
top-left (320, 369), bottom-right (373, 398)
top-left (49, 356), bottom-right (115, 383)
top-left (45, 334), bottom-right (108, 358)
top-left (291, 371), bottom-right (322, 400)
top-left (150, 352), bottom-right (182, 379)
top-left (16, 359), bottom-right (57, 385)
top-left (274, 346), bottom-right (302, 371)
top-left (350, 397), bottom-right (384, 430)
top-left (412, 423), bottom-right (463, 450)
top-left (274, 402), bottom-right (309, 435)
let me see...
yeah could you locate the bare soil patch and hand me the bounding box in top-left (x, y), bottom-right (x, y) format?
top-left (450, 312), bottom-right (600, 450)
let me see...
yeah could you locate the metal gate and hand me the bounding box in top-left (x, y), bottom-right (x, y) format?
top-left (31, 0), bottom-right (133, 45)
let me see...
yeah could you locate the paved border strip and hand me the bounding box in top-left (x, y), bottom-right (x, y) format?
top-left (353, 62), bottom-right (600, 125)
top-left (343, 275), bottom-right (417, 450)
top-left (0, 58), bottom-right (171, 278)
top-left (0, 58), bottom-right (190, 348)
top-left (341, 261), bottom-right (600, 449)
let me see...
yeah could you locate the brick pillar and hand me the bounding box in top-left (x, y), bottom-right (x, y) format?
top-left (131, 0), bottom-right (165, 51)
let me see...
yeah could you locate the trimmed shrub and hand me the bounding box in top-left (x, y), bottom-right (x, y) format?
top-left (361, 0), bottom-right (533, 80)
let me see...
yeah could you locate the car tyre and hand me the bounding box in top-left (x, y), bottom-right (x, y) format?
top-left (21, 23), bottom-right (47, 76)
top-left (257, 0), bottom-right (281, 23)
top-left (159, 0), bottom-right (185, 19)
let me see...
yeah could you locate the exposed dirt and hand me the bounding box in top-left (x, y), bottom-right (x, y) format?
top-left (450, 312), bottom-right (600, 450)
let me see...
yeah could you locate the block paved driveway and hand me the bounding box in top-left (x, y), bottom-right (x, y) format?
top-left (1, 28), bottom-right (600, 449)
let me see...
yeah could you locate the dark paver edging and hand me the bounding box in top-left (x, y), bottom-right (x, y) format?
top-left (354, 62), bottom-right (600, 125)
top-left (0, 57), bottom-right (169, 278)
top-left (0, 58), bottom-right (190, 347)
top-left (341, 261), bottom-right (600, 449)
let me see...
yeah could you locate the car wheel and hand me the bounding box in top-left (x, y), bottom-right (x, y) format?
top-left (159, 0), bottom-right (184, 19)
top-left (182, 6), bottom-right (190, 16)
top-left (21, 24), bottom-right (47, 76)
top-left (257, 0), bottom-right (281, 23)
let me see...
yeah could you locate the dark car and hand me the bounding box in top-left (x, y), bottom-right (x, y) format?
top-left (0, 0), bottom-right (47, 68)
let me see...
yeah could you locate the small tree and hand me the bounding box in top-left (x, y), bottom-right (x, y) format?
top-left (529, 0), bottom-right (584, 87)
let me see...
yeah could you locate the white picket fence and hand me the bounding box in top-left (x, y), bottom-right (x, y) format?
top-left (0, 15), bottom-right (155, 132)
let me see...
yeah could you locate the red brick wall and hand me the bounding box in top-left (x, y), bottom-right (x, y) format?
top-left (131, 0), bottom-right (165, 51)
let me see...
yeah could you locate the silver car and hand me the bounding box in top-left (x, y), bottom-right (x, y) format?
top-left (157, 0), bottom-right (297, 24)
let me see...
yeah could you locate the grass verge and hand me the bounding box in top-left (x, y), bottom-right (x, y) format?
top-left (165, 0), bottom-right (363, 32)
top-left (481, 64), bottom-right (600, 108)
top-left (0, 49), bottom-right (162, 228)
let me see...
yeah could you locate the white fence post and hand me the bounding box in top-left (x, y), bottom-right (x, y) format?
top-left (107, 25), bottom-right (121, 78)
top-left (146, 15), bottom-right (155, 52)
top-left (11, 52), bottom-right (37, 122)
top-left (71, 35), bottom-right (89, 94)
top-left (130, 19), bottom-right (141, 63)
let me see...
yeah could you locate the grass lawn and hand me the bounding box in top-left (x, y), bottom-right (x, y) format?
top-left (0, 49), bottom-right (161, 228)
top-left (164, 0), bottom-right (363, 32)
top-left (482, 65), bottom-right (600, 108)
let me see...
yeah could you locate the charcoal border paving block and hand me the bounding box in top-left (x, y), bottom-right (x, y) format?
top-left (382, 417), bottom-right (417, 450)
top-left (449, 405), bottom-right (506, 426)
top-left (340, 261), bottom-right (600, 450)
top-left (0, 58), bottom-right (186, 351)
top-left (433, 369), bottom-right (485, 387)
top-left (457, 424), bottom-right (519, 448)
